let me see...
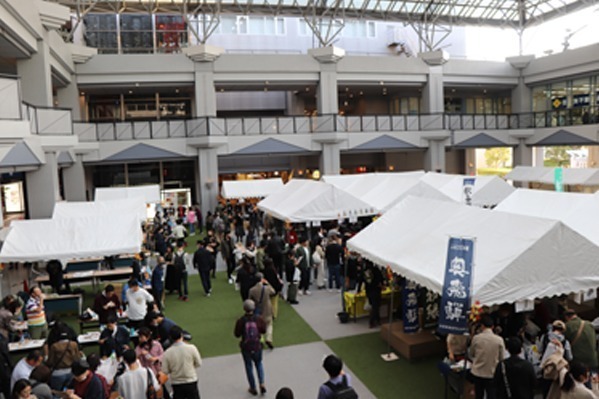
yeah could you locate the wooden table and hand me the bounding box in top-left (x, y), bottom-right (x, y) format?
top-left (35, 267), bottom-right (133, 291)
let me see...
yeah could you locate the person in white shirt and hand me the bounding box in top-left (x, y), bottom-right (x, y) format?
top-left (126, 279), bottom-right (155, 330)
top-left (172, 220), bottom-right (187, 241)
top-left (11, 350), bottom-right (43, 390)
top-left (116, 350), bottom-right (160, 399)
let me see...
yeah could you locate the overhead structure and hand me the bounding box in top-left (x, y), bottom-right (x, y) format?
top-left (506, 166), bottom-right (599, 186)
top-left (347, 196), bottom-right (599, 306)
top-left (53, 198), bottom-right (147, 222)
top-left (420, 172), bottom-right (515, 207)
top-left (257, 179), bottom-right (376, 223)
top-left (495, 189), bottom-right (599, 245)
top-left (221, 178), bottom-right (284, 200)
top-left (0, 215), bottom-right (142, 262)
top-left (95, 185), bottom-right (161, 204)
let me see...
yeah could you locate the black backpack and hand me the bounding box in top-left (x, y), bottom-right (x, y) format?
top-left (174, 253), bottom-right (186, 272)
top-left (325, 375), bottom-right (358, 399)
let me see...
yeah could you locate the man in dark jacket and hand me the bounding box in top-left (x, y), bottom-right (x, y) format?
top-left (0, 333), bottom-right (12, 399)
top-left (494, 337), bottom-right (536, 399)
top-left (193, 240), bottom-right (213, 296)
top-left (98, 315), bottom-right (130, 357)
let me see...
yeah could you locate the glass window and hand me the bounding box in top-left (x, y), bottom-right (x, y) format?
top-left (550, 82), bottom-right (568, 109)
top-left (120, 15), bottom-right (153, 54)
top-left (532, 86), bottom-right (549, 112)
top-left (156, 15), bottom-right (187, 53)
top-left (159, 100), bottom-right (191, 119)
top-left (93, 165), bottom-right (126, 187)
top-left (83, 14), bottom-right (118, 54)
top-left (128, 163), bottom-right (160, 186)
top-left (220, 16), bottom-right (237, 34)
top-left (236, 16), bottom-right (248, 34)
top-left (298, 19), bottom-right (310, 36)
top-left (250, 17), bottom-right (266, 35)
top-left (88, 96), bottom-right (121, 122)
top-left (275, 17), bottom-right (285, 35)
top-left (367, 21), bottom-right (376, 38)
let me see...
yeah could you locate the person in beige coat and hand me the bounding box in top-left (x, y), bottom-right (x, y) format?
top-left (248, 274), bottom-right (275, 349)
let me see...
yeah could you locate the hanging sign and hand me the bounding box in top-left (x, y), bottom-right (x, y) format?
top-left (403, 279), bottom-right (419, 333)
top-left (463, 178), bottom-right (475, 205)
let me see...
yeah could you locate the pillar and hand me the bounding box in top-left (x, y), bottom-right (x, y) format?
top-left (465, 148), bottom-right (477, 175)
top-left (26, 152), bottom-right (61, 218)
top-left (197, 148), bottom-right (219, 219)
top-left (506, 55), bottom-right (535, 114)
top-left (419, 51), bottom-right (449, 114)
top-left (62, 155), bottom-right (86, 201)
top-left (183, 44), bottom-right (224, 118)
top-left (320, 142), bottom-right (341, 176)
top-left (513, 138), bottom-right (533, 167)
top-left (56, 77), bottom-right (82, 120)
top-left (17, 39), bottom-right (53, 107)
top-left (424, 139), bottom-right (446, 172)
top-left (309, 47), bottom-right (345, 120)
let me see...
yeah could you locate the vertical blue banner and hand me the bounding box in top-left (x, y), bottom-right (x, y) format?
top-left (403, 279), bottom-right (419, 333)
top-left (554, 167), bottom-right (564, 192)
top-left (463, 178), bottom-right (475, 205)
top-left (438, 237), bottom-right (475, 335)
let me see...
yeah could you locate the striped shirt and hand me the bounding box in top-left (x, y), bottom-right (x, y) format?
top-left (25, 296), bottom-right (46, 327)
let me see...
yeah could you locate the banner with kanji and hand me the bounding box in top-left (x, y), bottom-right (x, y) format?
top-left (463, 178), bottom-right (475, 205)
top-left (403, 279), bottom-right (419, 333)
top-left (422, 289), bottom-right (440, 329)
top-left (438, 237), bottom-right (474, 335)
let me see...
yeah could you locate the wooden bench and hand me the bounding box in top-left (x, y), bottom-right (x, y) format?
top-left (380, 321), bottom-right (446, 361)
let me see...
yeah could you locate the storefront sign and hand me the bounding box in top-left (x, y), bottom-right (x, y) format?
top-left (438, 237), bottom-right (474, 335)
top-left (463, 178), bottom-right (475, 205)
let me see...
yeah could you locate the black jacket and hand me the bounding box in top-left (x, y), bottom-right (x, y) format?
top-left (494, 356), bottom-right (536, 399)
top-left (193, 247), bottom-right (213, 272)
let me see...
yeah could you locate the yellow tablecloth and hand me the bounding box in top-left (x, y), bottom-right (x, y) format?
top-left (343, 288), bottom-right (399, 319)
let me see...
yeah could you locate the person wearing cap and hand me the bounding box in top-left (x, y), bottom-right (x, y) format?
top-left (564, 309), bottom-right (598, 372)
top-left (93, 284), bottom-right (121, 325)
top-left (66, 360), bottom-right (105, 399)
top-left (248, 273), bottom-right (276, 349)
top-left (162, 326), bottom-right (202, 399)
top-left (493, 337), bottom-right (536, 399)
top-left (234, 299), bottom-right (267, 396)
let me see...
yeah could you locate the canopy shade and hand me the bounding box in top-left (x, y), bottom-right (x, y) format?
top-left (420, 173), bottom-right (515, 207)
top-left (221, 178), bottom-right (284, 199)
top-left (0, 215), bottom-right (142, 262)
top-left (347, 196), bottom-right (599, 306)
top-left (495, 189), bottom-right (599, 246)
top-left (257, 179), bottom-right (376, 222)
top-left (53, 198), bottom-right (147, 222)
top-left (95, 185), bottom-right (160, 203)
top-left (505, 166), bottom-right (599, 186)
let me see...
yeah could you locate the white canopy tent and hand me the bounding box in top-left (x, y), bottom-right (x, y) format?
top-left (257, 179), bottom-right (376, 222)
top-left (221, 178), bottom-right (284, 199)
top-left (322, 171), bottom-right (425, 191)
top-left (506, 166), bottom-right (599, 186)
top-left (53, 198), bottom-right (147, 222)
top-left (495, 189), bottom-right (599, 246)
top-left (420, 172), bottom-right (515, 207)
top-left (347, 196), bottom-right (599, 306)
top-left (95, 185), bottom-right (161, 203)
top-left (0, 215), bottom-right (142, 262)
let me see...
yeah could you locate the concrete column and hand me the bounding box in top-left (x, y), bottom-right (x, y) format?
top-left (513, 138), bottom-right (533, 167)
top-left (421, 65), bottom-right (445, 114)
top-left (17, 39), bottom-right (53, 107)
top-left (197, 148), bottom-right (219, 219)
top-left (183, 45), bottom-right (224, 118)
top-left (465, 148), bottom-right (477, 175)
top-left (533, 147), bottom-right (544, 167)
top-left (320, 142), bottom-right (341, 176)
top-left (26, 152), bottom-right (61, 218)
top-left (507, 55), bottom-right (535, 114)
top-left (194, 67), bottom-right (217, 117)
top-left (309, 47), bottom-right (345, 116)
top-left (62, 155), bottom-right (86, 201)
top-left (424, 139), bottom-right (446, 172)
top-left (56, 77), bottom-right (82, 120)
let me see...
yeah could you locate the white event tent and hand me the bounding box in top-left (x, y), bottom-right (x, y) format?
top-left (221, 178), bottom-right (284, 199)
top-left (495, 189), bottom-right (599, 246)
top-left (53, 198), bottom-right (147, 222)
top-left (95, 184), bottom-right (161, 203)
top-left (0, 215), bottom-right (142, 262)
top-left (257, 179), bottom-right (376, 222)
top-left (420, 172), bottom-right (515, 207)
top-left (323, 171), bottom-right (425, 191)
top-left (506, 166), bottom-right (599, 186)
top-left (347, 196), bottom-right (599, 306)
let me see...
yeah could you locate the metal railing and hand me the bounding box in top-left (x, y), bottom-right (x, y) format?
top-left (74, 107), bottom-right (599, 142)
top-left (23, 103), bottom-right (73, 136)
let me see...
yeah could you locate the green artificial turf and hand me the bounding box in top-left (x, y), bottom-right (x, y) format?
top-left (325, 332), bottom-right (445, 399)
top-left (163, 271), bottom-right (320, 358)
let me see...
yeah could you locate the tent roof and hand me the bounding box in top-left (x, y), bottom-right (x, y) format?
top-left (506, 166), bottom-right (599, 185)
top-left (347, 196), bottom-right (599, 306)
top-left (257, 179), bottom-right (376, 222)
top-left (0, 215), bottom-right (142, 262)
top-left (495, 189), bottom-right (599, 246)
top-left (95, 185), bottom-right (160, 204)
top-left (221, 178), bottom-right (284, 199)
top-left (421, 172), bottom-right (515, 206)
top-left (53, 198), bottom-right (147, 222)
top-left (322, 171), bottom-right (425, 191)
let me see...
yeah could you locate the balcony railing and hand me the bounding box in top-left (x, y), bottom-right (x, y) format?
top-left (73, 107), bottom-right (599, 142)
top-left (23, 103), bottom-right (73, 136)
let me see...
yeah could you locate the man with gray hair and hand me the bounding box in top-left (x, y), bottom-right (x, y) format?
top-left (248, 273), bottom-right (275, 349)
top-left (234, 299), bottom-right (267, 396)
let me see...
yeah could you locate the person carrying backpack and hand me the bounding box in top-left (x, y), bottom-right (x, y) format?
top-left (234, 299), bottom-right (267, 396)
top-left (318, 355), bottom-right (358, 399)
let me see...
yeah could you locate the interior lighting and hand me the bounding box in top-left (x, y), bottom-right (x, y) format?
top-left (359, 91), bottom-right (364, 96)
top-left (305, 87), bottom-right (310, 92)
top-left (80, 92), bottom-right (85, 95)
top-left (379, 81), bottom-right (384, 85)
top-left (388, 165), bottom-right (395, 171)
top-left (128, 90), bottom-right (133, 94)
top-left (175, 88), bottom-right (180, 93)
